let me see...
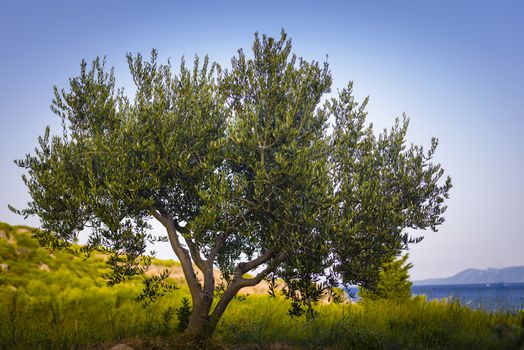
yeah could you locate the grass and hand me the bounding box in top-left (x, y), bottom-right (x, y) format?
top-left (1, 222), bottom-right (523, 349)
top-left (216, 296), bottom-right (524, 349)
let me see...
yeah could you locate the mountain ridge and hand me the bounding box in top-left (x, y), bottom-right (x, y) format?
top-left (414, 266), bottom-right (524, 285)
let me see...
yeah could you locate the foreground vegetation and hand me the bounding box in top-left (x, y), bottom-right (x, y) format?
top-left (1, 223), bottom-right (523, 349)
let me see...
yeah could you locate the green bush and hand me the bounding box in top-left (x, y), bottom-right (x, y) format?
top-left (359, 254), bottom-right (413, 302)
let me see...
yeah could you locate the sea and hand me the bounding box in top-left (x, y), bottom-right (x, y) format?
top-left (346, 283), bottom-right (524, 312)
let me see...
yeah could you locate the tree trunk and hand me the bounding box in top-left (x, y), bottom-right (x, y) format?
top-left (181, 252), bottom-right (286, 341)
top-left (182, 286), bottom-right (238, 341)
top-left (184, 298), bottom-right (216, 341)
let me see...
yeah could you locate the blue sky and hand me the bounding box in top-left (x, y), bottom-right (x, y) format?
top-left (1, 0), bottom-right (523, 280)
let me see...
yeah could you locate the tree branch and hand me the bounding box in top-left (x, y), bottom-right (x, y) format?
top-left (209, 251), bottom-right (287, 328)
top-left (178, 231), bottom-right (217, 307)
top-left (236, 252), bottom-right (286, 288)
top-left (149, 207), bottom-right (202, 299)
top-left (177, 227), bottom-right (206, 274)
top-left (235, 249), bottom-right (274, 277)
top-left (207, 232), bottom-right (227, 267)
top-left (171, 218), bottom-right (229, 309)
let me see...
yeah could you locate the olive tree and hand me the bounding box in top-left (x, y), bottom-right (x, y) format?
top-left (11, 31), bottom-right (451, 338)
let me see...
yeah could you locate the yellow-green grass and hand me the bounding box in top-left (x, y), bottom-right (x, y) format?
top-left (0, 222), bottom-right (523, 349)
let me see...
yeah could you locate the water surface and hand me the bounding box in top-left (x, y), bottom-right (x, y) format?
top-left (346, 283), bottom-right (524, 312)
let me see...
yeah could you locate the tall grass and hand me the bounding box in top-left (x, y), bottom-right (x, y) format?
top-left (217, 295), bottom-right (523, 349)
top-left (1, 222), bottom-right (523, 349)
top-left (0, 223), bottom-right (187, 349)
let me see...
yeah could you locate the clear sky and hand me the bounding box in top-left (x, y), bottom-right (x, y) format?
top-left (1, 0), bottom-right (523, 280)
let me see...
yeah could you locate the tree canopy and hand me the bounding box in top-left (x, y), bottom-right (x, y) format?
top-left (12, 31), bottom-right (451, 338)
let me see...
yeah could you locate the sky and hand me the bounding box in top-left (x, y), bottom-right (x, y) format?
top-left (1, 0), bottom-right (523, 281)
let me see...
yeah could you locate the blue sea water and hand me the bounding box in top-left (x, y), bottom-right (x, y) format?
top-left (346, 283), bottom-right (524, 312)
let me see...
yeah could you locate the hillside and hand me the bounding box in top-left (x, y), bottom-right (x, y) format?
top-left (0, 222), bottom-right (268, 296)
top-left (0, 222), bottom-right (180, 291)
top-left (414, 266), bottom-right (524, 285)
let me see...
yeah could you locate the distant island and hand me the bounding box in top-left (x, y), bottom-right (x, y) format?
top-left (414, 266), bottom-right (524, 285)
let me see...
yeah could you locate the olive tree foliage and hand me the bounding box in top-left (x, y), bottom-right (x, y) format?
top-left (11, 31), bottom-right (451, 336)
